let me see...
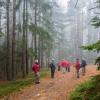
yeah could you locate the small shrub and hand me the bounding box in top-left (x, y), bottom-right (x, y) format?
top-left (70, 75), bottom-right (100, 100)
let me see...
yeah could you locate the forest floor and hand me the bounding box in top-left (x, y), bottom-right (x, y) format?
top-left (1, 65), bottom-right (100, 100)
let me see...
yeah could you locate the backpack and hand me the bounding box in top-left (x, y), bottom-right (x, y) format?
top-left (32, 64), bottom-right (35, 71)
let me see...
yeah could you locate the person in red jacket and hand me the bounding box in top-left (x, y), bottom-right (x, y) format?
top-left (32, 60), bottom-right (40, 84)
top-left (75, 59), bottom-right (80, 78)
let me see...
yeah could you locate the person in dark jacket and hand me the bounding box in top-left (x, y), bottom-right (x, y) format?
top-left (50, 60), bottom-right (56, 78)
top-left (81, 59), bottom-right (87, 76)
top-left (32, 60), bottom-right (40, 84)
top-left (95, 57), bottom-right (100, 70)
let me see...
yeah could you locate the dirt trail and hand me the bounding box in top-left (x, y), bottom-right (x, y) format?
top-left (2, 65), bottom-right (100, 100)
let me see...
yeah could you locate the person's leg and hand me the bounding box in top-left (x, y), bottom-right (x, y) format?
top-left (66, 67), bottom-right (68, 71)
top-left (82, 67), bottom-right (84, 76)
top-left (37, 72), bottom-right (40, 83)
top-left (68, 67), bottom-right (70, 72)
top-left (64, 68), bottom-right (66, 73)
top-left (34, 74), bottom-right (36, 83)
top-left (51, 70), bottom-right (54, 78)
top-left (98, 65), bottom-right (100, 70)
top-left (58, 66), bottom-right (60, 71)
top-left (35, 74), bottom-right (38, 83)
top-left (62, 67), bottom-right (64, 73)
top-left (77, 70), bottom-right (79, 78)
top-left (83, 67), bottom-right (85, 75)
top-left (35, 73), bottom-right (40, 84)
top-left (51, 70), bottom-right (52, 78)
top-left (52, 70), bottom-right (55, 78)
top-left (84, 67), bottom-right (86, 73)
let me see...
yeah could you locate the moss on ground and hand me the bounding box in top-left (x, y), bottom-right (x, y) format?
top-left (70, 75), bottom-right (100, 100)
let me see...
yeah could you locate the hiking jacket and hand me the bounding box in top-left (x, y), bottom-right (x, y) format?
top-left (81, 60), bottom-right (87, 67)
top-left (50, 62), bottom-right (56, 71)
top-left (75, 61), bottom-right (80, 70)
top-left (32, 63), bottom-right (39, 74)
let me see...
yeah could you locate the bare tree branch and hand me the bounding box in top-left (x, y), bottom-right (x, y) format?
top-left (94, 12), bottom-right (100, 14)
top-left (89, 6), bottom-right (98, 10)
top-left (75, 0), bottom-right (79, 8)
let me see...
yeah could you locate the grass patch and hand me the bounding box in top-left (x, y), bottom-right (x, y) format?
top-left (70, 75), bottom-right (100, 100)
top-left (0, 69), bottom-right (50, 98)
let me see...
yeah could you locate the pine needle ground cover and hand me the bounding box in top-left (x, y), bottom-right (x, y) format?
top-left (0, 69), bottom-right (50, 98)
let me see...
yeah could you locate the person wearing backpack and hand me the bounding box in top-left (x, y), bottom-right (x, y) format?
top-left (81, 59), bottom-right (87, 76)
top-left (49, 59), bottom-right (56, 78)
top-left (32, 59), bottom-right (40, 84)
top-left (95, 57), bottom-right (100, 70)
top-left (75, 59), bottom-right (80, 78)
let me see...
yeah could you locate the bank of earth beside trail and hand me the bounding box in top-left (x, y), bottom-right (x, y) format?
top-left (70, 74), bottom-right (100, 100)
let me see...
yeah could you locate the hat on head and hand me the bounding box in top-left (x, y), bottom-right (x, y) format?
top-left (76, 58), bottom-right (79, 61)
top-left (35, 59), bottom-right (38, 63)
top-left (52, 59), bottom-right (54, 61)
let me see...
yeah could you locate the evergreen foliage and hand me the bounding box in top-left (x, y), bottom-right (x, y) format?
top-left (91, 16), bottom-right (100, 28)
top-left (81, 40), bottom-right (100, 52)
top-left (0, 0), bottom-right (55, 80)
top-left (81, 0), bottom-right (100, 63)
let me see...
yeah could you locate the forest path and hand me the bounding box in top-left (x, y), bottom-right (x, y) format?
top-left (3, 65), bottom-right (100, 100)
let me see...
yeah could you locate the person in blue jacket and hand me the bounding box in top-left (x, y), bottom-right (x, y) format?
top-left (81, 59), bottom-right (87, 76)
top-left (49, 60), bottom-right (56, 78)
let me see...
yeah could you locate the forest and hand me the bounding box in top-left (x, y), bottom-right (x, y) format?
top-left (0, 0), bottom-right (56, 80)
top-left (0, 0), bottom-right (100, 100)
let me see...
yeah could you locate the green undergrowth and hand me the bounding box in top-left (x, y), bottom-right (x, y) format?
top-left (70, 75), bottom-right (100, 100)
top-left (0, 69), bottom-right (50, 98)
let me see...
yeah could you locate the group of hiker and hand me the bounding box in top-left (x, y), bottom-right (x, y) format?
top-left (75, 59), bottom-right (87, 78)
top-left (32, 58), bottom-right (87, 84)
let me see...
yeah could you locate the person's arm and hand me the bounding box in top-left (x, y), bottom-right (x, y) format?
top-left (32, 64), bottom-right (34, 71)
top-left (54, 65), bottom-right (56, 69)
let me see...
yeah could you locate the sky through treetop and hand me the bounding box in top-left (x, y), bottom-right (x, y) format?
top-left (56, 0), bottom-right (70, 13)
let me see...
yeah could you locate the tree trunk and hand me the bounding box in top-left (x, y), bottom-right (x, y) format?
top-left (6, 0), bottom-right (12, 80)
top-left (12, 0), bottom-right (16, 80)
top-left (38, 35), bottom-right (41, 67)
top-left (22, 0), bottom-right (26, 78)
top-left (34, 0), bottom-right (37, 59)
top-left (25, 0), bottom-right (28, 74)
top-left (40, 39), bottom-right (43, 68)
top-left (0, 9), bottom-right (2, 33)
top-left (31, 35), bottom-right (34, 67)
